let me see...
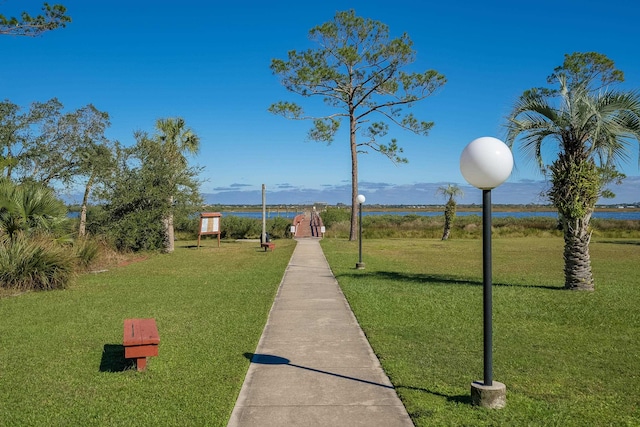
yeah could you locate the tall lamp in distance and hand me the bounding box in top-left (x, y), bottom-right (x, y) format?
top-left (356, 194), bottom-right (366, 269)
top-left (460, 136), bottom-right (513, 409)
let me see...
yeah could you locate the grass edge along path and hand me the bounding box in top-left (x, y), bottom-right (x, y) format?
top-left (0, 239), bottom-right (296, 427)
top-left (321, 237), bottom-right (640, 427)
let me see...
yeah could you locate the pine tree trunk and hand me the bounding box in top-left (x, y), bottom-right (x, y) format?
top-left (561, 215), bottom-right (594, 291)
top-left (349, 112), bottom-right (358, 241)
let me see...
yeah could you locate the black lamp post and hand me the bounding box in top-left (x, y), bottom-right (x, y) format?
top-left (356, 194), bottom-right (366, 269)
top-left (460, 136), bottom-right (513, 409)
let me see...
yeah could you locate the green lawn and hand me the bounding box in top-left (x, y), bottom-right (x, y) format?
top-left (2, 236), bottom-right (639, 426)
top-left (321, 237), bottom-right (640, 426)
top-left (0, 239), bottom-right (296, 427)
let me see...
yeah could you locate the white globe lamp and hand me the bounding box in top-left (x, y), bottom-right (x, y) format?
top-left (460, 137), bottom-right (513, 190)
top-left (460, 136), bottom-right (512, 409)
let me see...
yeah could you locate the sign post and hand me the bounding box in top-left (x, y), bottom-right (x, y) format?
top-left (198, 212), bottom-right (222, 248)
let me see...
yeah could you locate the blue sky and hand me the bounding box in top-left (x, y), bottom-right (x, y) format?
top-left (1, 0), bottom-right (639, 205)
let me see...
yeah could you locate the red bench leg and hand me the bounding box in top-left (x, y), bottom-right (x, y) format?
top-left (136, 357), bottom-right (147, 371)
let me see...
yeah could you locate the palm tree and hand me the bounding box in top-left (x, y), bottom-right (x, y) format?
top-left (154, 118), bottom-right (200, 253)
top-left (505, 53), bottom-right (640, 291)
top-left (436, 184), bottom-right (463, 240)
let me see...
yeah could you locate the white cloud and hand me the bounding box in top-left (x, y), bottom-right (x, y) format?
top-left (204, 176), bottom-right (640, 205)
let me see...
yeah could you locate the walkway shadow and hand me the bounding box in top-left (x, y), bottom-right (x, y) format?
top-left (339, 271), bottom-right (563, 291)
top-left (243, 353), bottom-right (394, 389)
top-left (243, 353), bottom-right (471, 414)
top-left (396, 384), bottom-right (472, 405)
top-left (99, 344), bottom-right (135, 372)
top-left (396, 384), bottom-right (473, 419)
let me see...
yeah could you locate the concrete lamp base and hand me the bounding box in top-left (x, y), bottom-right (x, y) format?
top-left (471, 381), bottom-right (506, 409)
top-left (355, 262), bottom-right (366, 270)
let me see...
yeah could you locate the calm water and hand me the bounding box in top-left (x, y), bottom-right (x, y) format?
top-left (223, 210), bottom-right (640, 220)
top-left (222, 211), bottom-right (302, 219)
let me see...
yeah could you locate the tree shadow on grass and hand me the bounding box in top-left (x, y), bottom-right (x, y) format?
top-left (99, 344), bottom-right (135, 372)
top-left (596, 240), bottom-right (640, 246)
top-left (337, 271), bottom-right (563, 291)
top-left (180, 243), bottom-right (223, 249)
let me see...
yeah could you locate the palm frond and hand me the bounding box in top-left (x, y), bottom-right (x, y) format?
top-left (507, 79), bottom-right (640, 171)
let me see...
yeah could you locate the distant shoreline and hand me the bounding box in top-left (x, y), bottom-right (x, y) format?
top-left (202, 205), bottom-right (640, 213)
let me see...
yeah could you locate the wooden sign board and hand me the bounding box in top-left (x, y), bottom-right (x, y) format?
top-left (198, 212), bottom-right (221, 248)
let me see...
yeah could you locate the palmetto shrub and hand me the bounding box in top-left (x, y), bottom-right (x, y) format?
top-left (73, 237), bottom-right (100, 268)
top-left (0, 235), bottom-right (75, 291)
top-left (0, 179), bottom-right (67, 238)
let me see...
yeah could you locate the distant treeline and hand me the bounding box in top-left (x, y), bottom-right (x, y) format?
top-left (68, 203), bottom-right (639, 213)
top-left (320, 208), bottom-right (640, 240)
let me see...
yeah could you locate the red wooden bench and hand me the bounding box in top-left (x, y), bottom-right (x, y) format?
top-left (123, 318), bottom-right (160, 371)
top-left (261, 242), bottom-right (275, 251)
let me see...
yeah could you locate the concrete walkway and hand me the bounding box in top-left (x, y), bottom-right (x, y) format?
top-left (227, 238), bottom-right (413, 427)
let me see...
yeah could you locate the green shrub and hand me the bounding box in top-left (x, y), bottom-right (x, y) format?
top-left (267, 216), bottom-right (293, 239)
top-left (84, 196), bottom-right (167, 252)
top-left (171, 214), bottom-right (200, 241)
top-left (221, 216), bottom-right (262, 239)
top-left (219, 216), bottom-right (295, 240)
top-left (592, 218), bottom-right (640, 231)
top-left (591, 218), bottom-right (640, 239)
top-left (174, 215), bottom-right (199, 238)
top-left (107, 209), bottom-right (167, 252)
top-left (321, 213), bottom-right (639, 239)
top-left (84, 205), bottom-right (108, 236)
top-left (320, 207), bottom-right (351, 228)
top-left (323, 220), bottom-right (351, 238)
top-left (0, 235), bottom-right (75, 291)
